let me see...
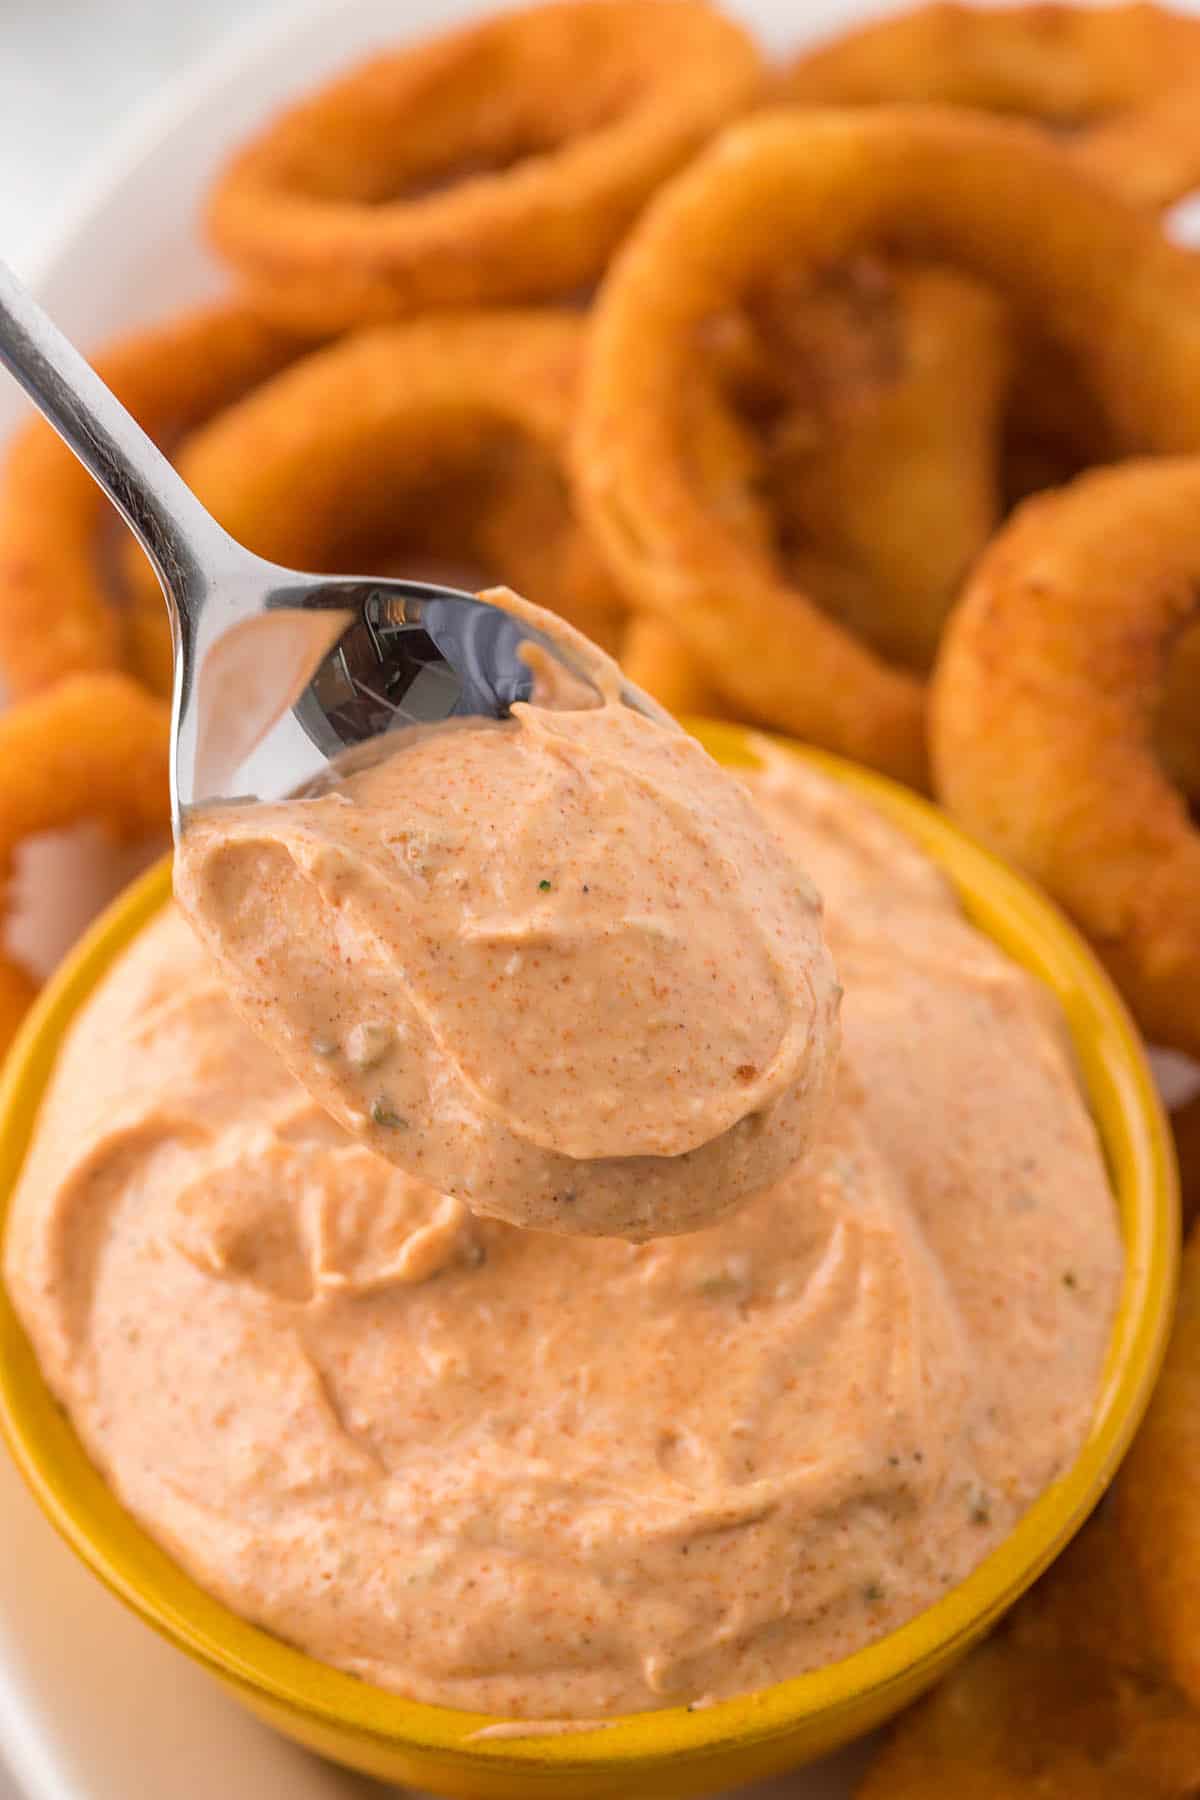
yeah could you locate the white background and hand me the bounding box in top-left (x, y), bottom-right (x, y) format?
top-left (2, 0), bottom-right (280, 277)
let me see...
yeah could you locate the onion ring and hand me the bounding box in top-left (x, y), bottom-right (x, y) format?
top-left (0, 302), bottom-right (311, 701)
top-left (784, 2), bottom-right (1200, 211)
top-left (0, 961), bottom-right (39, 1063)
top-left (751, 260), bottom-right (1010, 677)
top-left (860, 1467), bottom-right (1200, 1795)
top-left (620, 615), bottom-right (721, 718)
top-left (576, 107), bottom-right (1200, 786)
top-left (931, 458), bottom-right (1200, 1058)
top-left (0, 674), bottom-right (169, 1056)
top-left (616, 258), bottom-right (1009, 727)
top-left (125, 313), bottom-right (624, 658)
top-left (1118, 1228), bottom-right (1200, 1718)
top-left (1157, 623), bottom-right (1200, 802)
top-left (1175, 1094), bottom-right (1200, 1231)
top-left (205, 0), bottom-right (763, 333)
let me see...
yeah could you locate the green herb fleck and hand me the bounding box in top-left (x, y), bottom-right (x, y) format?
top-left (370, 1099), bottom-right (407, 1130)
top-left (863, 1581), bottom-right (884, 1605)
top-left (538, 878), bottom-right (552, 892)
top-left (1062, 1270), bottom-right (1078, 1290)
top-left (970, 1499), bottom-right (992, 1528)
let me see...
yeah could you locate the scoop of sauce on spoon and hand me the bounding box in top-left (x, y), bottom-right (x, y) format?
top-left (175, 591), bottom-right (840, 1238)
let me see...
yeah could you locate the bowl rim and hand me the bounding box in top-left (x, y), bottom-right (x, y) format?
top-left (0, 726), bottom-right (1179, 1775)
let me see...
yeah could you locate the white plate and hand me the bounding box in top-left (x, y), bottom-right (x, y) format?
top-left (0, 0), bottom-right (921, 1793)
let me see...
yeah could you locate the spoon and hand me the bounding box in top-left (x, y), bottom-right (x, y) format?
top-left (0, 262), bottom-right (668, 834)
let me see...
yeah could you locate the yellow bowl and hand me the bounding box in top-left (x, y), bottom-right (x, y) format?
top-left (0, 727), bottom-right (1178, 1798)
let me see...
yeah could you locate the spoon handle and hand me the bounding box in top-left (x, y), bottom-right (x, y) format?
top-left (0, 260), bottom-right (227, 647)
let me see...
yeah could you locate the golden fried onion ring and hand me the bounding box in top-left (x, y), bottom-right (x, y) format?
top-left (931, 459), bottom-right (1200, 1058)
top-left (0, 675), bottom-right (169, 1056)
top-left (860, 1467), bottom-right (1200, 1796)
top-left (125, 313), bottom-right (623, 675)
top-left (0, 303), bottom-right (310, 700)
top-left (577, 107), bottom-right (1200, 786)
top-left (1119, 1227), bottom-right (1200, 1719)
top-left (784, 1), bottom-right (1200, 211)
top-left (753, 261), bottom-right (1010, 677)
top-left (1157, 623), bottom-right (1200, 802)
top-left (620, 615), bottom-right (721, 719)
top-left (617, 259), bottom-right (1009, 730)
top-left (206, 0), bottom-right (763, 333)
top-left (1175, 1094), bottom-right (1200, 1232)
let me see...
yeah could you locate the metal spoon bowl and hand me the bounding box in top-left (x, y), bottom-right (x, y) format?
top-left (0, 261), bottom-right (669, 834)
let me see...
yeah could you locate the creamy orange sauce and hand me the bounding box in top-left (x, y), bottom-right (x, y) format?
top-left (174, 598), bottom-right (839, 1239)
top-left (4, 752), bottom-right (1121, 1718)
